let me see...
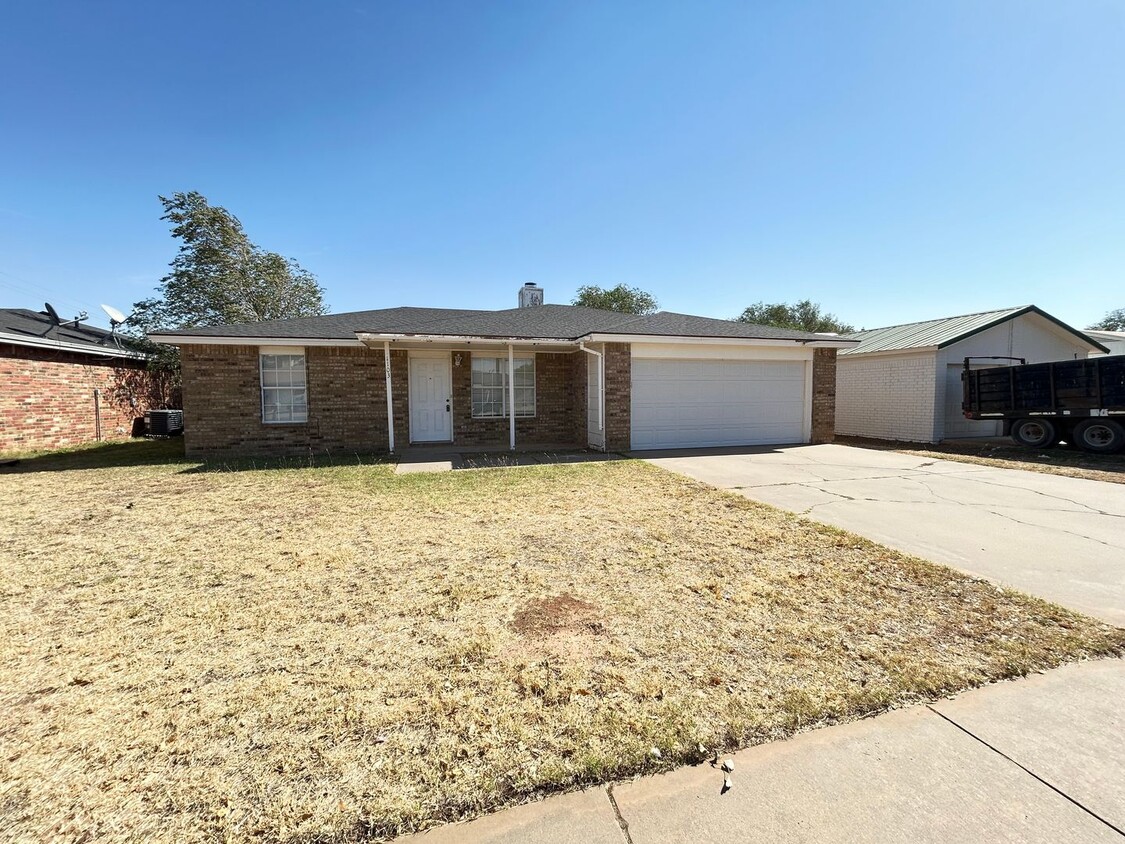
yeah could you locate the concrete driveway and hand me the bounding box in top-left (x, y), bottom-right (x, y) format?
top-left (641, 444), bottom-right (1125, 626)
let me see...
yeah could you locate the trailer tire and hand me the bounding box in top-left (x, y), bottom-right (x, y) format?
top-left (1011, 418), bottom-right (1057, 449)
top-left (1073, 419), bottom-right (1125, 454)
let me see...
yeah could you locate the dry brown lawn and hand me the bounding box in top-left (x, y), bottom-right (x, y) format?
top-left (836, 435), bottom-right (1125, 484)
top-left (2, 440), bottom-right (1123, 842)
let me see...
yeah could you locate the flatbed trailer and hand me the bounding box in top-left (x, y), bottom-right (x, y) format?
top-left (961, 355), bottom-right (1125, 453)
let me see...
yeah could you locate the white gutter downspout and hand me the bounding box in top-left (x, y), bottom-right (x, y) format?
top-left (507, 343), bottom-right (516, 451)
top-left (578, 343), bottom-right (605, 441)
top-left (384, 341), bottom-right (395, 454)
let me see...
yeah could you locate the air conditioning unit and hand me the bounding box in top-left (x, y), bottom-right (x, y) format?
top-left (145, 409), bottom-right (184, 436)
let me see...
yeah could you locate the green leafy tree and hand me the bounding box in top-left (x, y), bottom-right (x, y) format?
top-left (134, 191), bottom-right (327, 331)
top-left (572, 284), bottom-right (659, 315)
top-left (736, 300), bottom-right (855, 334)
top-left (1090, 308), bottom-right (1125, 331)
top-left (131, 192), bottom-right (329, 402)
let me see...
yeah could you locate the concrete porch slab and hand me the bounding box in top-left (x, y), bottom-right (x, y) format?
top-left (394, 460), bottom-right (453, 474)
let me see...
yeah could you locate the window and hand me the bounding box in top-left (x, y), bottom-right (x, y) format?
top-left (471, 355), bottom-right (535, 418)
top-left (260, 350), bottom-right (308, 423)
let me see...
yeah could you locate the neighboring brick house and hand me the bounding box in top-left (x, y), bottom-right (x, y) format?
top-left (836, 305), bottom-right (1108, 443)
top-left (150, 285), bottom-right (856, 459)
top-left (0, 308), bottom-right (161, 453)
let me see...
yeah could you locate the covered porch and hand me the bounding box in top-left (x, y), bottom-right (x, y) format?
top-left (355, 333), bottom-right (610, 453)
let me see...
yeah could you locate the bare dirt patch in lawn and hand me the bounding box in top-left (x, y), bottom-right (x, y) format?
top-left (2, 440), bottom-right (1123, 842)
top-left (511, 593), bottom-right (603, 638)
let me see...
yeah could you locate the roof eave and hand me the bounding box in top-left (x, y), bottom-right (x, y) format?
top-left (147, 333), bottom-right (366, 347)
top-left (0, 330), bottom-right (148, 360)
top-left (583, 332), bottom-right (859, 347)
top-left (932, 305), bottom-right (1110, 354)
top-left (839, 344), bottom-right (939, 357)
top-left (355, 332), bottom-right (578, 346)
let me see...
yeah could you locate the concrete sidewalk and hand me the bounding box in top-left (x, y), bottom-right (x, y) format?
top-left (400, 658), bottom-right (1125, 843)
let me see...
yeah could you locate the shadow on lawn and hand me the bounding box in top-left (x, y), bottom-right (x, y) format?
top-left (0, 438), bottom-right (191, 473)
top-left (836, 435), bottom-right (1125, 476)
top-left (0, 438), bottom-right (393, 475)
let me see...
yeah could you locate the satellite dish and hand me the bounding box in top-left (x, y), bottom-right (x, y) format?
top-left (98, 303), bottom-right (136, 348)
top-left (101, 303), bottom-right (128, 326)
top-left (44, 302), bottom-right (61, 324)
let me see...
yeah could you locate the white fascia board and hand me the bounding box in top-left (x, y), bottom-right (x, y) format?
top-left (581, 333), bottom-right (858, 348)
top-left (631, 341), bottom-right (815, 361)
top-left (355, 332), bottom-right (577, 348)
top-left (0, 330), bottom-right (147, 360)
top-left (147, 334), bottom-right (365, 347)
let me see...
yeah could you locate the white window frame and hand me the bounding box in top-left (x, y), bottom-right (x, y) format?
top-left (471, 354), bottom-right (536, 419)
top-left (259, 346), bottom-right (308, 424)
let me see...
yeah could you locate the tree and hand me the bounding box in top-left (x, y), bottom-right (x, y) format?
top-left (572, 284), bottom-right (659, 315)
top-left (131, 192), bottom-right (328, 403)
top-left (735, 299), bottom-right (855, 334)
top-left (134, 191), bottom-right (327, 331)
top-left (1090, 308), bottom-right (1125, 331)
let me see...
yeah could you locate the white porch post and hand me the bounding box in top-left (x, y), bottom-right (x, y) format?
top-left (508, 343), bottom-right (516, 451)
top-left (598, 348), bottom-right (606, 434)
top-left (384, 341), bottom-right (395, 454)
top-left (578, 343), bottom-right (605, 434)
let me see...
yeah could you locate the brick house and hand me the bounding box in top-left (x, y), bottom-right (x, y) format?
top-left (149, 285), bottom-right (856, 459)
top-left (1, 308), bottom-right (162, 453)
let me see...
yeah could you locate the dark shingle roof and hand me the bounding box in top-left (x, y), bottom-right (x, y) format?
top-left (153, 307), bottom-right (490, 339)
top-left (151, 304), bottom-right (845, 343)
top-left (0, 308), bottom-right (144, 356)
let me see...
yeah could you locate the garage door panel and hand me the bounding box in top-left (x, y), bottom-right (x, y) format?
top-left (631, 358), bottom-right (808, 449)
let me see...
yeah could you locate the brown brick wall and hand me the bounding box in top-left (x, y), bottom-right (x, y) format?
top-left (811, 348), bottom-right (837, 444)
top-left (0, 344), bottom-right (156, 453)
top-left (180, 344), bottom-right (408, 458)
top-left (451, 351), bottom-right (582, 447)
top-left (179, 343), bottom-right (837, 457)
top-left (179, 345), bottom-right (589, 457)
top-left (603, 342), bottom-right (631, 451)
top-left (571, 350), bottom-right (589, 447)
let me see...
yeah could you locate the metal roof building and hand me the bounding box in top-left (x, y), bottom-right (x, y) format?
top-left (835, 305), bottom-right (1106, 443)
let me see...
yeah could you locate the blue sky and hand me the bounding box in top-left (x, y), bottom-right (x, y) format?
top-left (1, 1), bottom-right (1122, 331)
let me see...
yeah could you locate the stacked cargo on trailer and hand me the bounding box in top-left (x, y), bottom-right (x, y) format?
top-left (962, 356), bottom-right (1125, 453)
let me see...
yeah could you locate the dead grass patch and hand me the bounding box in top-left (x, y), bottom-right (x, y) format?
top-left (1, 440), bottom-right (1123, 842)
top-left (837, 435), bottom-right (1125, 484)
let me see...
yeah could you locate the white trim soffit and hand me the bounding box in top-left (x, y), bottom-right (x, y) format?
top-left (0, 330), bottom-right (147, 360)
top-left (356, 333), bottom-right (578, 347)
top-left (147, 334), bottom-right (366, 347)
top-left (149, 331), bottom-right (859, 350)
top-left (582, 333), bottom-right (858, 348)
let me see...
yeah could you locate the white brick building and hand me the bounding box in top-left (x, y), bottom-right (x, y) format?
top-left (835, 306), bottom-right (1108, 443)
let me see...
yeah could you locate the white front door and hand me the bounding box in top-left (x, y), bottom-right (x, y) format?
top-left (409, 354), bottom-right (452, 442)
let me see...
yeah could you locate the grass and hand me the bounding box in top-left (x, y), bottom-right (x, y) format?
top-left (836, 435), bottom-right (1125, 484)
top-left (2, 439), bottom-right (1123, 842)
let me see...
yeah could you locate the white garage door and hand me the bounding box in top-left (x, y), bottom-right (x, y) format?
top-left (631, 358), bottom-right (808, 450)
